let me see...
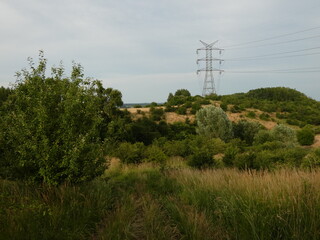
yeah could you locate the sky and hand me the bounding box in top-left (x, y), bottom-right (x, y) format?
top-left (1, 0), bottom-right (320, 103)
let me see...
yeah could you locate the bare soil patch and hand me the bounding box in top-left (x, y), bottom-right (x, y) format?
top-left (312, 134), bottom-right (320, 148)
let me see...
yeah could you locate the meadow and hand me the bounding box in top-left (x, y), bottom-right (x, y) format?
top-left (1, 160), bottom-right (320, 240)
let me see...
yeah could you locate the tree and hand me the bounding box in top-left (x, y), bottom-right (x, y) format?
top-left (0, 52), bottom-right (122, 184)
top-left (196, 105), bottom-right (233, 141)
top-left (175, 89), bottom-right (191, 97)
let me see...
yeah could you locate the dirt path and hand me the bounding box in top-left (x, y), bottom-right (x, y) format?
top-left (312, 134), bottom-right (320, 148)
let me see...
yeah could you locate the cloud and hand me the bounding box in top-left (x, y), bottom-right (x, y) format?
top-left (0, 0), bottom-right (319, 101)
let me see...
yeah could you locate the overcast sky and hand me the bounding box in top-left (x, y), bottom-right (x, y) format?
top-left (1, 0), bottom-right (320, 102)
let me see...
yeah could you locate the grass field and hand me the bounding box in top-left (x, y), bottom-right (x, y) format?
top-left (1, 162), bottom-right (320, 239)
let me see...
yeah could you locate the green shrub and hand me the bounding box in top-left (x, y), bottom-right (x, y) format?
top-left (246, 111), bottom-right (256, 118)
top-left (191, 102), bottom-right (202, 114)
top-left (222, 146), bottom-right (239, 166)
top-left (163, 140), bottom-right (190, 157)
top-left (259, 113), bottom-right (270, 121)
top-left (176, 105), bottom-right (187, 115)
top-left (286, 119), bottom-right (301, 126)
top-left (234, 152), bottom-right (257, 170)
top-left (115, 142), bottom-right (145, 164)
top-left (253, 130), bottom-right (274, 145)
top-left (233, 120), bottom-right (263, 145)
top-left (143, 145), bottom-right (167, 164)
top-left (150, 107), bottom-right (165, 121)
top-left (220, 103), bottom-right (228, 111)
top-left (187, 149), bottom-right (214, 169)
top-left (272, 124), bottom-right (297, 145)
top-left (297, 128), bottom-right (315, 146)
top-left (302, 149), bottom-right (320, 169)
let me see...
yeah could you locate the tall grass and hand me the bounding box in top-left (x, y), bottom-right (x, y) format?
top-left (0, 179), bottom-right (114, 240)
top-left (171, 168), bottom-right (320, 239)
top-left (1, 163), bottom-right (320, 239)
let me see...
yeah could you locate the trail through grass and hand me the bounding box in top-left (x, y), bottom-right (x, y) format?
top-left (1, 164), bottom-right (320, 239)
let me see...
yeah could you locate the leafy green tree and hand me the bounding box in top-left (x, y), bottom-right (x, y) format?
top-left (0, 87), bottom-right (13, 107)
top-left (0, 52), bottom-right (122, 184)
top-left (196, 105), bottom-right (233, 141)
top-left (175, 89), bottom-right (191, 97)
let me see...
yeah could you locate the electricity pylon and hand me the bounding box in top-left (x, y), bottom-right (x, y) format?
top-left (197, 40), bottom-right (224, 96)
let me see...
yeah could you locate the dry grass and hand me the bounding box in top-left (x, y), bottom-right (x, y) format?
top-left (312, 134), bottom-right (320, 147)
top-left (171, 168), bottom-right (320, 201)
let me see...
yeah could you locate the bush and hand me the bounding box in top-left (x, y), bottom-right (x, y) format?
top-left (234, 152), bottom-right (257, 170)
top-left (196, 105), bottom-right (233, 141)
top-left (191, 102), bottom-right (202, 114)
top-left (176, 105), bottom-right (187, 115)
top-left (233, 120), bottom-right (263, 145)
top-left (163, 140), bottom-right (190, 157)
top-left (220, 103), bottom-right (228, 111)
top-left (115, 142), bottom-right (145, 164)
top-left (302, 149), bottom-right (320, 169)
top-left (272, 124), bottom-right (297, 145)
top-left (297, 128), bottom-right (315, 146)
top-left (187, 149), bottom-right (214, 169)
top-left (150, 107), bottom-right (165, 121)
top-left (246, 111), bottom-right (256, 118)
top-left (222, 146), bottom-right (239, 166)
top-left (143, 145), bottom-right (167, 164)
top-left (259, 113), bottom-right (270, 121)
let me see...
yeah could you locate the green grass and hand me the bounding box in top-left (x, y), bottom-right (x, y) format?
top-left (1, 163), bottom-right (320, 239)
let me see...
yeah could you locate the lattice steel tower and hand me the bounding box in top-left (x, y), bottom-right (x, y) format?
top-left (197, 40), bottom-right (224, 96)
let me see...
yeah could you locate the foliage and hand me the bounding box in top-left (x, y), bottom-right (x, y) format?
top-left (272, 124), bottom-right (297, 144)
top-left (297, 127), bottom-right (315, 146)
top-left (301, 149), bottom-right (320, 169)
top-left (0, 52), bottom-right (122, 184)
top-left (176, 105), bottom-right (187, 115)
top-left (174, 89), bottom-right (191, 97)
top-left (162, 140), bottom-right (191, 157)
top-left (150, 107), bottom-right (165, 121)
top-left (143, 145), bottom-right (167, 164)
top-left (233, 120), bottom-right (264, 145)
top-left (196, 105), bottom-right (233, 141)
top-left (114, 142), bottom-right (145, 164)
top-left (254, 124), bottom-right (297, 146)
top-left (246, 111), bottom-right (256, 118)
top-left (220, 87), bottom-right (320, 125)
top-left (0, 87), bottom-right (13, 107)
top-left (222, 145), bottom-right (240, 167)
top-left (166, 89), bottom-right (192, 106)
top-left (187, 149), bottom-right (215, 169)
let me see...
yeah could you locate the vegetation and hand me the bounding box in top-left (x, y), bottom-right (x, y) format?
top-left (1, 53), bottom-right (320, 239)
top-left (220, 87), bottom-right (320, 126)
top-left (2, 165), bottom-right (320, 239)
top-left (0, 53), bottom-right (123, 185)
top-left (196, 105), bottom-right (233, 141)
top-left (297, 126), bottom-right (315, 146)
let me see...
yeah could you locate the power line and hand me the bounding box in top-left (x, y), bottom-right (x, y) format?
top-left (222, 26), bottom-right (320, 48)
top-left (225, 34), bottom-right (320, 50)
top-left (224, 67), bottom-right (320, 74)
top-left (226, 51), bottom-right (320, 61)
